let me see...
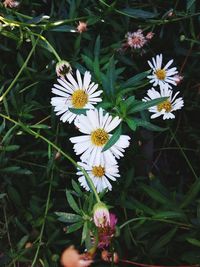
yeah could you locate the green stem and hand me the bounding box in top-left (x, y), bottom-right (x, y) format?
top-left (0, 34), bottom-right (41, 102)
top-left (169, 127), bottom-right (199, 180)
top-left (0, 113), bottom-right (100, 203)
top-left (119, 216), bottom-right (193, 230)
top-left (30, 32), bottom-right (61, 61)
top-left (31, 169), bottom-right (54, 267)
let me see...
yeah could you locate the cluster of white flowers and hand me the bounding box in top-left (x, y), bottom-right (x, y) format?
top-left (51, 69), bottom-right (130, 193)
top-left (143, 54), bottom-right (184, 120)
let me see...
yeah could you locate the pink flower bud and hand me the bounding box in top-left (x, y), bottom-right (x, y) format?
top-left (93, 202), bottom-right (110, 228)
top-left (77, 21), bottom-right (87, 33)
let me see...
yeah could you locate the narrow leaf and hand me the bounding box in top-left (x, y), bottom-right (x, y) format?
top-left (102, 125), bottom-right (122, 152)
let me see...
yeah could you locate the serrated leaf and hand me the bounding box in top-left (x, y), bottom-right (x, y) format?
top-left (55, 212), bottom-right (82, 223)
top-left (66, 190), bottom-right (81, 214)
top-left (102, 125), bottom-right (122, 152)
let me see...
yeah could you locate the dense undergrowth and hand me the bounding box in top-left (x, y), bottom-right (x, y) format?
top-left (0, 0), bottom-right (200, 266)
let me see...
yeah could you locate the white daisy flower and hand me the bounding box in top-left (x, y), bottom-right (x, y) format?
top-left (77, 161), bottom-right (120, 193)
top-left (51, 69), bottom-right (103, 123)
top-left (147, 54), bottom-right (179, 88)
top-left (70, 108), bottom-right (130, 166)
top-left (143, 85), bottom-right (184, 120)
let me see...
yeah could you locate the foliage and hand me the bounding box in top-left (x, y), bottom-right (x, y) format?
top-left (0, 0), bottom-right (200, 266)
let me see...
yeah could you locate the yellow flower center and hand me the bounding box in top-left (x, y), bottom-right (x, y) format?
top-left (92, 166), bottom-right (105, 177)
top-left (155, 69), bottom-right (166, 80)
top-left (157, 100), bottom-right (172, 112)
top-left (91, 129), bottom-right (109, 146)
top-left (71, 89), bottom-right (88, 108)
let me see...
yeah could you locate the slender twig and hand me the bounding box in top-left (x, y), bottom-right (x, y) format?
top-left (169, 127), bottom-right (199, 181)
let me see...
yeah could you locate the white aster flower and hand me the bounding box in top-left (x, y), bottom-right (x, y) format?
top-left (143, 85), bottom-right (184, 120)
top-left (147, 54), bottom-right (179, 88)
top-left (77, 161), bottom-right (120, 193)
top-left (70, 108), bottom-right (130, 166)
top-left (51, 69), bottom-right (103, 123)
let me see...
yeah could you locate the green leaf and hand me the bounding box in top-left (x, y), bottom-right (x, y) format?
top-left (125, 118), bottom-right (137, 131)
top-left (81, 221), bottom-right (88, 244)
top-left (120, 8), bottom-right (158, 19)
top-left (120, 71), bottom-right (149, 89)
top-left (180, 179), bottom-right (200, 208)
top-left (55, 212), bottom-right (82, 223)
top-left (66, 190), bottom-right (81, 214)
top-left (128, 97), bottom-right (168, 114)
top-left (17, 235), bottom-right (29, 250)
top-left (102, 125), bottom-right (122, 152)
top-left (186, 238), bottom-right (200, 248)
top-left (153, 211), bottom-right (186, 220)
top-left (50, 25), bottom-right (76, 32)
top-left (134, 119), bottom-right (168, 132)
top-left (66, 221), bottom-right (83, 234)
top-left (82, 55), bottom-right (94, 70)
top-left (187, 0), bottom-right (196, 10)
top-left (0, 145), bottom-right (20, 151)
top-left (140, 184), bottom-right (173, 206)
top-left (150, 227), bottom-right (177, 254)
top-left (72, 180), bottom-right (83, 196)
top-left (94, 35), bottom-right (100, 58)
top-left (69, 108), bottom-right (88, 115)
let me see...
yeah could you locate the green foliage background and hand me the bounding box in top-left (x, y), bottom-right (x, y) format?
top-left (0, 0), bottom-right (200, 266)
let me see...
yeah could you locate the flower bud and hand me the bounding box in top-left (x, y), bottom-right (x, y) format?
top-left (93, 202), bottom-right (110, 228)
top-left (56, 60), bottom-right (72, 78)
top-left (77, 21), bottom-right (87, 33)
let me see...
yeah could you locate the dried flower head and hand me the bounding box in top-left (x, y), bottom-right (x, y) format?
top-left (126, 29), bottom-right (147, 49)
top-left (98, 213), bottom-right (117, 248)
top-left (61, 246), bottom-right (93, 267)
top-left (77, 21), bottom-right (87, 33)
top-left (3, 0), bottom-right (19, 8)
top-left (56, 60), bottom-right (72, 78)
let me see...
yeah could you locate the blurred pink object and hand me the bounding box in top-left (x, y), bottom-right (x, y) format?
top-left (3, 0), bottom-right (19, 8)
top-left (61, 246), bottom-right (93, 267)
